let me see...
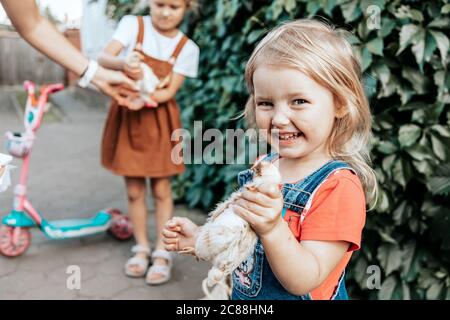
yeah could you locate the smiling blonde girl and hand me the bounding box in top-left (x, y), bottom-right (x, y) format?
top-left (163, 19), bottom-right (377, 300)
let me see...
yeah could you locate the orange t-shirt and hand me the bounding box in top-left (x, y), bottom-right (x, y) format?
top-left (282, 169), bottom-right (366, 300)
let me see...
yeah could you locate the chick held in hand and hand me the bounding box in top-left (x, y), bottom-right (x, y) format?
top-left (190, 160), bottom-right (282, 289)
top-left (124, 51), bottom-right (160, 107)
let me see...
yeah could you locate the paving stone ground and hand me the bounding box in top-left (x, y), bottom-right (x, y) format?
top-left (0, 87), bottom-right (210, 300)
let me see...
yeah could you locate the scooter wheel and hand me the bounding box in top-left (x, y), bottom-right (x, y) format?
top-left (0, 225), bottom-right (31, 257)
top-left (106, 209), bottom-right (133, 241)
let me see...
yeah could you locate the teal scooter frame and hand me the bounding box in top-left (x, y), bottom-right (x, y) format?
top-left (0, 81), bottom-right (133, 257)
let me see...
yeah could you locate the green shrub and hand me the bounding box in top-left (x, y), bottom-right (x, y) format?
top-left (106, 0), bottom-right (450, 299)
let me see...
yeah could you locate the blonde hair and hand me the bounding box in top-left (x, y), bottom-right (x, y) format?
top-left (243, 19), bottom-right (378, 207)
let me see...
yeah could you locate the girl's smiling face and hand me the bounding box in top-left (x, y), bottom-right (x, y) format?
top-left (253, 65), bottom-right (339, 162)
top-left (150, 0), bottom-right (186, 33)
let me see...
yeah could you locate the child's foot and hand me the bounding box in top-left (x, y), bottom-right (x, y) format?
top-left (124, 244), bottom-right (151, 278)
top-left (146, 249), bottom-right (173, 285)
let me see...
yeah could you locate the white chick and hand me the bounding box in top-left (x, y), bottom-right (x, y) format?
top-left (125, 51), bottom-right (160, 103)
top-left (192, 160), bottom-right (282, 294)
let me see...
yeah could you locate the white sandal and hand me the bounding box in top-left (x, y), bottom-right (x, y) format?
top-left (146, 249), bottom-right (173, 285)
top-left (124, 244), bottom-right (151, 278)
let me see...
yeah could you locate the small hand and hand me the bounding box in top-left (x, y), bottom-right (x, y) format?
top-left (157, 73), bottom-right (172, 89)
top-left (162, 217), bottom-right (199, 252)
top-left (233, 182), bottom-right (284, 236)
top-left (123, 53), bottom-right (143, 80)
top-left (117, 88), bottom-right (158, 110)
top-left (145, 95), bottom-right (158, 108)
top-left (123, 63), bottom-right (143, 81)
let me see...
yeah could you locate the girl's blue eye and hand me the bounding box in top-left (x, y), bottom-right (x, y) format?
top-left (293, 99), bottom-right (308, 105)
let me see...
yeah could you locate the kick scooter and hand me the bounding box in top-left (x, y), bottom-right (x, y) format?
top-left (0, 81), bottom-right (133, 257)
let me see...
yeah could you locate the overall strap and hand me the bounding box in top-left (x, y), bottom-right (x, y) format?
top-left (136, 16), bottom-right (144, 47)
top-left (282, 160), bottom-right (354, 216)
top-left (168, 35), bottom-right (188, 65)
top-left (256, 152), bottom-right (279, 164)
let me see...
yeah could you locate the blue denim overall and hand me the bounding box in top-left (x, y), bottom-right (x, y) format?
top-left (231, 152), bottom-right (354, 300)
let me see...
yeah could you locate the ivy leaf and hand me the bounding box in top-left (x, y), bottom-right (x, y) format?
top-left (378, 17), bottom-right (396, 38)
top-left (401, 241), bottom-right (416, 276)
top-left (392, 157), bottom-right (407, 188)
top-left (363, 72), bottom-right (378, 98)
top-left (393, 200), bottom-right (412, 226)
top-left (398, 124), bottom-right (422, 147)
top-left (377, 140), bottom-right (397, 154)
top-left (373, 62), bottom-right (391, 97)
top-left (306, 1), bottom-right (320, 17)
top-left (382, 154), bottom-right (396, 174)
top-left (430, 134), bottom-right (447, 161)
top-left (411, 29), bottom-right (425, 68)
top-left (321, 0), bottom-right (337, 16)
top-left (426, 283), bottom-right (443, 300)
top-left (402, 67), bottom-right (429, 95)
top-left (283, 0), bottom-right (297, 14)
top-left (394, 5), bottom-right (424, 22)
top-left (442, 4), bottom-right (450, 14)
top-left (402, 283), bottom-right (411, 300)
top-left (431, 124), bottom-right (450, 138)
top-left (406, 144), bottom-right (433, 162)
top-left (379, 275), bottom-right (398, 300)
top-left (246, 29), bottom-right (265, 44)
top-left (353, 256), bottom-right (369, 287)
top-left (378, 245), bottom-right (402, 276)
top-left (428, 17), bottom-right (450, 29)
top-left (360, 47), bottom-right (373, 71)
top-left (366, 37), bottom-right (384, 56)
top-left (376, 188), bottom-right (390, 212)
top-left (341, 0), bottom-right (361, 22)
top-left (272, 0), bottom-right (284, 20)
top-left (379, 231), bottom-right (398, 246)
top-left (429, 30), bottom-right (450, 67)
top-left (423, 31), bottom-right (437, 63)
top-left (397, 24), bottom-right (420, 55)
top-left (428, 163), bottom-right (450, 196)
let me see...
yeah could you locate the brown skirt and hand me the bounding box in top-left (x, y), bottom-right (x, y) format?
top-left (101, 99), bottom-right (185, 177)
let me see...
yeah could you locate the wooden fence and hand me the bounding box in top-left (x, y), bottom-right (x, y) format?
top-left (0, 30), bottom-right (66, 86)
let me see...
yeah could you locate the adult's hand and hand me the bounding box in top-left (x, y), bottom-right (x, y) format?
top-left (91, 67), bottom-right (138, 106)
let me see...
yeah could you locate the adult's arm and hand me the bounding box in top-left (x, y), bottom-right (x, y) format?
top-left (0, 0), bottom-right (137, 100)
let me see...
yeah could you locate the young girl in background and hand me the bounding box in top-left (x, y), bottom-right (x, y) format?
top-left (162, 19), bottom-right (377, 299)
top-left (98, 0), bottom-right (199, 285)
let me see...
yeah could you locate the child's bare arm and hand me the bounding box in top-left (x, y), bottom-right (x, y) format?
top-left (97, 40), bottom-right (126, 71)
top-left (98, 40), bottom-right (143, 81)
top-left (152, 72), bottom-right (185, 104)
top-left (261, 223), bottom-right (349, 295)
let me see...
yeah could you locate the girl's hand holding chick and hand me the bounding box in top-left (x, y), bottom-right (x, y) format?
top-left (233, 182), bottom-right (284, 237)
top-left (122, 52), bottom-right (143, 81)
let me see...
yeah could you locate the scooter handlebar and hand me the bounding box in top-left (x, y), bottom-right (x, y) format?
top-left (43, 83), bottom-right (64, 95)
top-left (23, 81), bottom-right (35, 93)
